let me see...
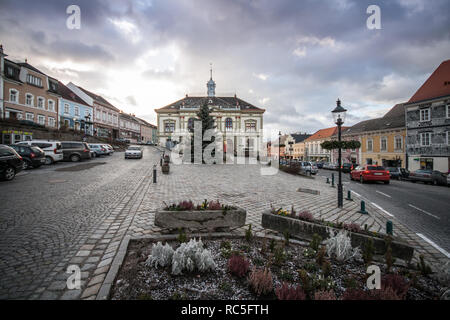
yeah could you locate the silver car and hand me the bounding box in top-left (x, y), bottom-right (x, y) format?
top-left (125, 146), bottom-right (143, 159)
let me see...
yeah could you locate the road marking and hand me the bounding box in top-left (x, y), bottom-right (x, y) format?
top-left (376, 190), bottom-right (391, 198)
top-left (408, 204), bottom-right (440, 220)
top-left (351, 191), bottom-right (361, 197)
top-left (371, 202), bottom-right (394, 217)
top-left (416, 233), bottom-right (450, 258)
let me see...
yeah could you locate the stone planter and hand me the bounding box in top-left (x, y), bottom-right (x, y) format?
top-left (154, 207), bottom-right (247, 231)
top-left (261, 211), bottom-right (414, 261)
top-left (162, 164), bottom-right (170, 174)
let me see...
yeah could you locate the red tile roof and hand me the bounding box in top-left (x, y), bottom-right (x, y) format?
top-left (304, 126), bottom-right (349, 142)
top-left (408, 59), bottom-right (450, 104)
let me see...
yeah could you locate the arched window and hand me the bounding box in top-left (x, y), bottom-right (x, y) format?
top-left (225, 118), bottom-right (233, 131)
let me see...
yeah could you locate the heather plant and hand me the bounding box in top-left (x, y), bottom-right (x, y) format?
top-left (279, 270), bottom-right (295, 282)
top-left (207, 200), bottom-right (222, 210)
top-left (283, 230), bottom-right (290, 246)
top-left (171, 238), bottom-right (216, 275)
top-left (370, 286), bottom-right (402, 300)
top-left (248, 268), bottom-right (273, 297)
top-left (343, 223), bottom-right (362, 233)
top-left (145, 242), bottom-right (174, 268)
top-left (310, 233), bottom-right (322, 251)
top-left (324, 230), bottom-right (361, 262)
top-left (269, 239), bottom-right (276, 253)
top-left (314, 290), bottom-right (337, 300)
top-left (298, 269), bottom-right (312, 294)
top-left (298, 211), bottom-right (314, 222)
top-left (417, 254), bottom-right (432, 276)
top-left (303, 247), bottom-right (316, 258)
top-left (227, 254), bottom-right (250, 278)
top-left (382, 274), bottom-right (409, 299)
top-left (220, 240), bottom-right (231, 251)
top-left (312, 275), bottom-right (335, 292)
top-left (179, 200), bottom-right (194, 211)
top-left (276, 282), bottom-right (306, 300)
top-left (177, 228), bottom-right (188, 243)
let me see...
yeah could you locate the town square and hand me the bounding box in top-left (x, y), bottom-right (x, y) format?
top-left (0, 0), bottom-right (449, 307)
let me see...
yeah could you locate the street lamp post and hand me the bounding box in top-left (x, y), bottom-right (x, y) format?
top-left (278, 131), bottom-right (282, 166)
top-left (331, 99), bottom-right (347, 208)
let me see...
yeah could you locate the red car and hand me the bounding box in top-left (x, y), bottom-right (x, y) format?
top-left (350, 165), bottom-right (390, 184)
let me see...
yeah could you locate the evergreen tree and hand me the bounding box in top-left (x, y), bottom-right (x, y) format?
top-left (192, 101), bottom-right (216, 163)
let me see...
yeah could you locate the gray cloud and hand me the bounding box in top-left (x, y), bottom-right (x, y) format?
top-left (1, 0), bottom-right (449, 134)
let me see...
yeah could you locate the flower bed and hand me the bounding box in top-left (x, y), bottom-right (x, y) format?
top-left (110, 236), bottom-right (446, 300)
top-left (154, 200), bottom-right (246, 231)
top-left (263, 208), bottom-right (414, 262)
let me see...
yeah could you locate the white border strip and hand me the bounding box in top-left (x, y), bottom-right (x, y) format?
top-left (408, 204), bottom-right (440, 220)
top-left (416, 233), bottom-right (450, 258)
top-left (376, 190), bottom-right (391, 198)
top-left (371, 202), bottom-right (394, 217)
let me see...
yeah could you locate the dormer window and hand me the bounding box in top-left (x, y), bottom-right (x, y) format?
top-left (26, 74), bottom-right (43, 87)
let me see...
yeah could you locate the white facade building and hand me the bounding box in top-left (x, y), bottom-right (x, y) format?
top-left (155, 72), bottom-right (265, 155)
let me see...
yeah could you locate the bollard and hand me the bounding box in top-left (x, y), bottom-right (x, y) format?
top-left (160, 157), bottom-right (163, 166)
top-left (358, 200), bottom-right (368, 214)
top-left (331, 173), bottom-right (335, 187)
top-left (326, 177), bottom-right (330, 184)
top-left (345, 190), bottom-right (353, 201)
top-left (386, 221), bottom-right (393, 235)
top-left (153, 165), bottom-right (157, 183)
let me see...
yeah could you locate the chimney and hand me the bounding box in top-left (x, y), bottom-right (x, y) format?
top-left (0, 44), bottom-right (3, 54)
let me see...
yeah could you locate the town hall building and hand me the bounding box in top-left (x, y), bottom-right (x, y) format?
top-left (155, 71), bottom-right (265, 156)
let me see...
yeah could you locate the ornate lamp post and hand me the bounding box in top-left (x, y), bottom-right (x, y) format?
top-left (278, 131), bottom-right (282, 166)
top-left (331, 99), bottom-right (347, 208)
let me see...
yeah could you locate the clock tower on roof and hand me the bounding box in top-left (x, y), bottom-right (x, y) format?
top-left (207, 63), bottom-right (216, 97)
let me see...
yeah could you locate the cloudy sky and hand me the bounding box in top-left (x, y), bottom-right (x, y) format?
top-left (1, 0), bottom-right (449, 137)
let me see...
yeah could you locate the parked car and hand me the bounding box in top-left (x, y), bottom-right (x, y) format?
top-left (0, 145), bottom-right (24, 181)
top-left (88, 144), bottom-right (109, 157)
top-left (350, 165), bottom-right (390, 184)
top-left (386, 167), bottom-right (401, 180)
top-left (447, 173), bottom-right (450, 187)
top-left (315, 162), bottom-right (324, 169)
top-left (16, 140), bottom-right (63, 165)
top-left (299, 161), bottom-right (318, 175)
top-left (409, 169), bottom-right (447, 185)
top-left (125, 146), bottom-right (143, 159)
top-left (342, 163), bottom-right (353, 173)
top-left (60, 141), bottom-right (91, 162)
top-left (102, 144), bottom-right (114, 155)
top-left (9, 144), bottom-right (46, 169)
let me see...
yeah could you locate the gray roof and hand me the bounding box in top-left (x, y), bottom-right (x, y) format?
top-left (156, 96), bottom-right (264, 112)
top-left (343, 103), bottom-right (405, 135)
top-left (291, 133), bottom-right (311, 143)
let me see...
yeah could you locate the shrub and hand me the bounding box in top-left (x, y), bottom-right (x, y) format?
top-left (171, 238), bottom-right (216, 275)
top-left (145, 242), bottom-right (174, 268)
top-left (228, 254), bottom-right (250, 278)
top-left (245, 224), bottom-right (253, 242)
top-left (321, 259), bottom-right (332, 277)
top-left (269, 239), bottom-right (276, 252)
top-left (343, 223), bottom-right (361, 233)
top-left (177, 228), bottom-right (188, 243)
top-left (314, 290), bottom-right (337, 300)
top-left (324, 230), bottom-right (361, 262)
top-left (382, 274), bottom-right (409, 298)
top-left (316, 246), bottom-right (326, 265)
top-left (298, 211), bottom-right (314, 222)
top-left (310, 233), bottom-right (322, 251)
top-left (276, 282), bottom-right (306, 300)
top-left (220, 240), bottom-right (232, 250)
top-left (341, 288), bottom-right (371, 300)
top-left (362, 238), bottom-right (374, 265)
top-left (248, 268), bottom-right (273, 296)
top-left (283, 230), bottom-right (290, 245)
top-left (417, 254), bottom-right (432, 276)
top-left (273, 245), bottom-right (286, 266)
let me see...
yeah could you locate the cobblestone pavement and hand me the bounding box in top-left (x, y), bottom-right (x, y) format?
top-left (0, 147), bottom-right (448, 300)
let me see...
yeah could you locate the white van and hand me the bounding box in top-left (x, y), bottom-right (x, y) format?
top-left (16, 140), bottom-right (63, 165)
